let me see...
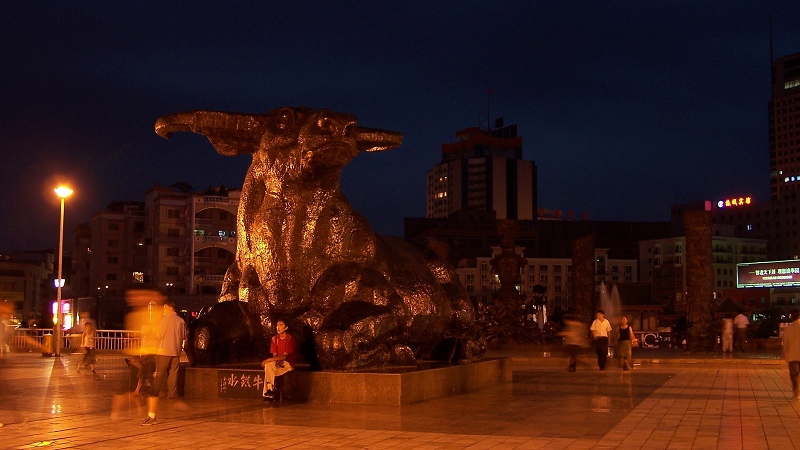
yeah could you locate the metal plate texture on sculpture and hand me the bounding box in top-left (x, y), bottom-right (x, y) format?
top-left (156, 107), bottom-right (485, 369)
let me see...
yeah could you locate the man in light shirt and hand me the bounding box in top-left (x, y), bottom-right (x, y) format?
top-left (590, 310), bottom-right (612, 370)
top-left (141, 300), bottom-right (186, 426)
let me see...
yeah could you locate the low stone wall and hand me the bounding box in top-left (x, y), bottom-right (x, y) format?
top-left (185, 357), bottom-right (512, 405)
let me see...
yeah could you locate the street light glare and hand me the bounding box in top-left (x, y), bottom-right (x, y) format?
top-left (54, 186), bottom-right (73, 198)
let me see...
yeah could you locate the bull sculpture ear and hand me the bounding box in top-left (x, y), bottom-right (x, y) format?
top-left (155, 111), bottom-right (267, 156)
top-left (356, 127), bottom-right (403, 153)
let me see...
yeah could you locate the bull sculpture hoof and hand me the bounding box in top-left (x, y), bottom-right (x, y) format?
top-left (156, 106), bottom-right (485, 369)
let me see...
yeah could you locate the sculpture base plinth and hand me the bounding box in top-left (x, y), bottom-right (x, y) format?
top-left (185, 357), bottom-right (511, 405)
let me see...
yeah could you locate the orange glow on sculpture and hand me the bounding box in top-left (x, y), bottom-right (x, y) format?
top-left (155, 107), bottom-right (484, 369)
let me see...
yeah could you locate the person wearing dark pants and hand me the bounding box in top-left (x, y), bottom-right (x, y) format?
top-left (590, 310), bottom-right (612, 370)
top-left (140, 299), bottom-right (186, 426)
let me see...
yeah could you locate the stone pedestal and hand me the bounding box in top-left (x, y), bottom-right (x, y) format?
top-left (185, 357), bottom-right (511, 405)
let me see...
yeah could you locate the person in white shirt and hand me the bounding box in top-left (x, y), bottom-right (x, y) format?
top-left (590, 310), bottom-right (613, 370)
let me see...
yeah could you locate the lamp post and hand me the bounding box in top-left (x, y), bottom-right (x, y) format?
top-left (53, 186), bottom-right (73, 357)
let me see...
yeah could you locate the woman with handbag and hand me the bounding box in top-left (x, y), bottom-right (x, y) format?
top-left (617, 316), bottom-right (636, 371)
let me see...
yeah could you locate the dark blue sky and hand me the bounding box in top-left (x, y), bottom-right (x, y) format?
top-left (2, 2), bottom-right (799, 253)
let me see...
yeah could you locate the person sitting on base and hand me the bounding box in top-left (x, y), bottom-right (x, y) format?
top-left (261, 319), bottom-right (297, 402)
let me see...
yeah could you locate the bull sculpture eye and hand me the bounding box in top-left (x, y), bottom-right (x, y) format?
top-left (317, 117), bottom-right (334, 133)
top-left (275, 108), bottom-right (295, 131)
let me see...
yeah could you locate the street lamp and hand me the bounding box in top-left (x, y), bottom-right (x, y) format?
top-left (53, 186), bottom-right (73, 357)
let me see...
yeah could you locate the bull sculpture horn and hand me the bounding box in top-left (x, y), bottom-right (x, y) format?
top-left (155, 111), bottom-right (266, 156)
top-left (356, 127), bottom-right (403, 153)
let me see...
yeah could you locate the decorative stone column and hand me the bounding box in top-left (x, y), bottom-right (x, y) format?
top-left (571, 234), bottom-right (596, 325)
top-left (489, 219), bottom-right (528, 342)
top-left (683, 210), bottom-right (714, 351)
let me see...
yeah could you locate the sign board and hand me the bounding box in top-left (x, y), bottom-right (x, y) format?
top-left (737, 260), bottom-right (800, 288)
top-left (218, 369), bottom-right (264, 399)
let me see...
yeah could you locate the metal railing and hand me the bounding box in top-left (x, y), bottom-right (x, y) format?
top-left (8, 328), bottom-right (144, 352)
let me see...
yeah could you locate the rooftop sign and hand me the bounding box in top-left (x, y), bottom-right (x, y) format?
top-left (717, 196), bottom-right (752, 209)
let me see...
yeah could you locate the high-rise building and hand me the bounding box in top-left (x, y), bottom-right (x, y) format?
top-left (427, 121), bottom-right (537, 220)
top-left (769, 52), bottom-right (800, 201)
top-left (707, 51), bottom-right (800, 261)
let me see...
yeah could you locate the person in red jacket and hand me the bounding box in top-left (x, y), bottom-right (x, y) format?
top-left (261, 319), bottom-right (297, 401)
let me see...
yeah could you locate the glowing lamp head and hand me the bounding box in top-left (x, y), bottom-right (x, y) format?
top-left (54, 186), bottom-right (73, 199)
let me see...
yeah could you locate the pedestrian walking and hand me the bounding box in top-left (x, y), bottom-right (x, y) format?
top-left (721, 317), bottom-right (734, 353)
top-left (140, 300), bottom-right (186, 426)
top-left (590, 310), bottom-right (612, 370)
top-left (616, 316), bottom-right (636, 371)
top-left (734, 312), bottom-right (749, 351)
top-left (782, 309), bottom-right (800, 401)
top-left (77, 322), bottom-right (96, 374)
top-left (559, 314), bottom-right (588, 372)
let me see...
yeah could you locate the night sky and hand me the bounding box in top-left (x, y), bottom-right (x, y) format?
top-left (2, 2), bottom-right (799, 253)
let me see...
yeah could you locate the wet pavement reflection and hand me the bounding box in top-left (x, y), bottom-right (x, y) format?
top-left (1, 353), bottom-right (799, 449)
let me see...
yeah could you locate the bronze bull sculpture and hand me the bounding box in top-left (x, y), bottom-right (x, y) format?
top-left (155, 107), bottom-right (484, 369)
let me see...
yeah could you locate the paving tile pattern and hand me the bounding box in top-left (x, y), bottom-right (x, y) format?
top-left (1, 352), bottom-right (799, 449)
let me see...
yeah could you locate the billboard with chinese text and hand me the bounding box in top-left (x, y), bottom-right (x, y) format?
top-left (737, 260), bottom-right (800, 288)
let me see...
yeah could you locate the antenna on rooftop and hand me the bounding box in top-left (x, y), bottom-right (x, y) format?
top-left (487, 88), bottom-right (493, 131)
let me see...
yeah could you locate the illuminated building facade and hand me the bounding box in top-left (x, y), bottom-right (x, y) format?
top-left (455, 246), bottom-right (637, 316)
top-left (639, 233), bottom-right (768, 311)
top-left (427, 121), bottom-right (537, 220)
top-left (74, 183), bottom-right (239, 302)
top-left (769, 52), bottom-right (800, 201)
top-left (144, 184), bottom-right (238, 296)
top-left (87, 201), bottom-right (146, 297)
top-left (0, 253), bottom-right (53, 323)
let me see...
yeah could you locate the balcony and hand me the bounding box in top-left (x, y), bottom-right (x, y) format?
top-left (203, 274), bottom-right (225, 283)
top-left (198, 196), bottom-right (233, 205)
top-left (194, 236), bottom-right (236, 245)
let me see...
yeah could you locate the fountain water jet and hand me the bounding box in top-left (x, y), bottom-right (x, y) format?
top-left (599, 282), bottom-right (621, 326)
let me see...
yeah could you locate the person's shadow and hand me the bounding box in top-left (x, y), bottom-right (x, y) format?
top-left (299, 325), bottom-right (321, 371)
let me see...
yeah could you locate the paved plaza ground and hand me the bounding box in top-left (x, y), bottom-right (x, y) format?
top-left (1, 348), bottom-right (799, 449)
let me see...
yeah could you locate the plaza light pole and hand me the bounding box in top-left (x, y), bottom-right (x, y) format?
top-left (53, 186), bottom-right (73, 357)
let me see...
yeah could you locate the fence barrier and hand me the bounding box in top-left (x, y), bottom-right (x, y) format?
top-left (8, 328), bottom-right (144, 353)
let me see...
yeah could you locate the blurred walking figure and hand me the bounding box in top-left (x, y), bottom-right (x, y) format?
top-left (560, 315), bottom-right (588, 372)
top-left (734, 312), bottom-right (749, 351)
top-left (128, 324), bottom-right (159, 396)
top-left (77, 322), bottom-right (96, 374)
top-left (0, 314), bottom-right (7, 359)
top-left (721, 317), bottom-right (734, 353)
top-left (782, 309), bottom-right (800, 401)
top-left (140, 298), bottom-right (186, 426)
